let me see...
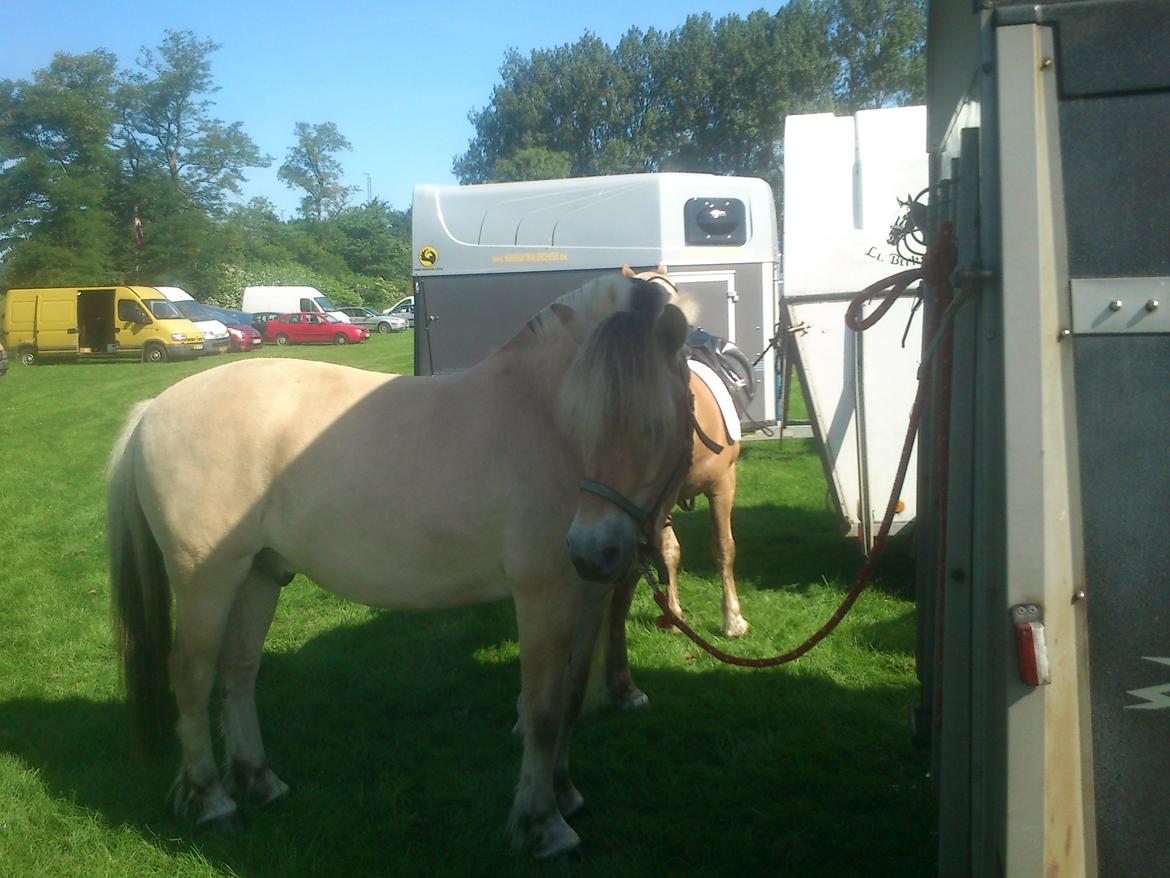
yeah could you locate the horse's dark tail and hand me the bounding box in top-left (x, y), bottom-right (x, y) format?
top-left (107, 400), bottom-right (174, 756)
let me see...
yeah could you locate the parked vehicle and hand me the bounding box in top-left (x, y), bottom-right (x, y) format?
top-left (2, 286), bottom-right (205, 365)
top-left (251, 312), bottom-right (280, 336)
top-left (0, 342), bottom-right (8, 377)
top-left (336, 305), bottom-right (407, 333)
top-left (262, 312), bottom-right (369, 346)
top-left (198, 305), bottom-right (264, 352)
top-left (382, 296), bottom-right (415, 326)
top-left (155, 286), bottom-right (231, 354)
top-left (241, 286), bottom-right (350, 322)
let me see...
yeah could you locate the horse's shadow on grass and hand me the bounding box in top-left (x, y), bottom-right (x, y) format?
top-left (0, 599), bottom-right (933, 878)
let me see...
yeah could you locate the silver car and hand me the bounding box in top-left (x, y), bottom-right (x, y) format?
top-left (336, 306), bottom-right (407, 333)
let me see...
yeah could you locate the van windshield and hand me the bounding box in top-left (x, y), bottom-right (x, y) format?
top-left (148, 300), bottom-right (183, 319)
top-left (173, 300), bottom-right (217, 322)
top-left (314, 296), bottom-right (336, 310)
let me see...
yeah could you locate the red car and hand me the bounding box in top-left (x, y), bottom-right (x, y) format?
top-left (263, 312), bottom-right (370, 346)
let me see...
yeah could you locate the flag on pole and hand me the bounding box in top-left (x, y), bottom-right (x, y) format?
top-left (134, 206), bottom-right (144, 250)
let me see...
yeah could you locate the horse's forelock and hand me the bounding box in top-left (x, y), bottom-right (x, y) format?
top-left (560, 307), bottom-right (686, 456)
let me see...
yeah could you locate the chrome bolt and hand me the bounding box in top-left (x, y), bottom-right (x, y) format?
top-left (1058, 328), bottom-right (1072, 341)
top-left (1109, 299), bottom-right (1123, 312)
top-left (1146, 299), bottom-right (1160, 312)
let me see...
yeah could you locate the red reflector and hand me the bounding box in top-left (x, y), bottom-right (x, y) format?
top-left (1014, 620), bottom-right (1052, 686)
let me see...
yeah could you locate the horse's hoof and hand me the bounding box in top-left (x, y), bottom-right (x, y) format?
top-left (655, 614), bottom-right (684, 633)
top-left (622, 688), bottom-right (649, 711)
top-left (528, 815), bottom-right (581, 860)
top-left (201, 811), bottom-right (245, 835)
top-left (723, 617), bottom-right (750, 638)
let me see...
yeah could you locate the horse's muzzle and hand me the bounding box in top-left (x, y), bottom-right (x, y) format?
top-left (566, 515), bottom-right (636, 583)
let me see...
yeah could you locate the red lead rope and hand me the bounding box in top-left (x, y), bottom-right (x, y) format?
top-left (652, 224), bottom-right (958, 668)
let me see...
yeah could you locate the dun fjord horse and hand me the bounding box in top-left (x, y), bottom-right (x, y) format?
top-left (108, 273), bottom-right (693, 859)
top-left (602, 267), bottom-right (748, 711)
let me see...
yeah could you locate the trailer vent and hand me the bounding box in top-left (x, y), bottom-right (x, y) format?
top-left (684, 198), bottom-right (747, 246)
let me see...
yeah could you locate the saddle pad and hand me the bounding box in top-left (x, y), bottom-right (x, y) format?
top-left (688, 358), bottom-right (742, 444)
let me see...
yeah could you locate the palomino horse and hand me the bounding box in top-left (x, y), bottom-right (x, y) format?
top-left (601, 266), bottom-right (749, 711)
top-left (108, 273), bottom-right (693, 859)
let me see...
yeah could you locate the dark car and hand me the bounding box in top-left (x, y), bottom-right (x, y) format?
top-left (200, 305), bottom-right (264, 352)
top-left (262, 312), bottom-right (369, 346)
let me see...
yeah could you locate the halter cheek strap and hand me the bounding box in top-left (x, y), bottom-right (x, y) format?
top-left (579, 479), bottom-right (652, 525)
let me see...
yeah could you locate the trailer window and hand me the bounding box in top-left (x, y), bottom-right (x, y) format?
top-left (684, 198), bottom-right (747, 246)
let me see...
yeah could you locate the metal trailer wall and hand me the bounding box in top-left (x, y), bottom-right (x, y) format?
top-left (411, 175), bottom-right (780, 427)
top-left (919, 1), bottom-right (1170, 875)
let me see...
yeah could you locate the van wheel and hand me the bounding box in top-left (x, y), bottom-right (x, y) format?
top-left (19, 347), bottom-right (37, 366)
top-left (275, 334), bottom-right (290, 346)
top-left (377, 322), bottom-right (392, 333)
top-left (143, 344), bottom-right (168, 363)
top-left (333, 333), bottom-right (348, 345)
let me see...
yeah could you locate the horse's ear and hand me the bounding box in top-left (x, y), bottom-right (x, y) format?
top-left (621, 264), bottom-right (636, 278)
top-left (655, 303), bottom-right (688, 356)
top-left (656, 263), bottom-right (669, 276)
top-left (550, 302), bottom-right (589, 345)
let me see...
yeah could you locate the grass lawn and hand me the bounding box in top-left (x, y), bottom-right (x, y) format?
top-left (0, 329), bottom-right (934, 877)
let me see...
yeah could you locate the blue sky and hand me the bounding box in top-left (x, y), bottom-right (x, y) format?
top-left (6, 0), bottom-right (776, 218)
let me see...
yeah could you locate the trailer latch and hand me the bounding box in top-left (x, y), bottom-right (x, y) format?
top-left (1011, 604), bottom-right (1051, 687)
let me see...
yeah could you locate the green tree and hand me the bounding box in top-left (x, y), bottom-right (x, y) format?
top-left (278, 122), bottom-right (357, 222)
top-left (830, 0), bottom-right (926, 110)
top-left (0, 51), bottom-right (121, 286)
top-left (118, 30), bottom-right (269, 211)
top-left (452, 0), bottom-right (924, 200)
top-left (490, 147), bottom-right (573, 182)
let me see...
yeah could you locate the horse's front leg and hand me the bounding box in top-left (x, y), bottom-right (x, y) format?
top-left (553, 583), bottom-right (612, 817)
top-left (604, 573), bottom-right (649, 709)
top-left (509, 584), bottom-right (593, 860)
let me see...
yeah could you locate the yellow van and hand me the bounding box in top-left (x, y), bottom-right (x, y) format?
top-left (2, 286), bottom-right (205, 365)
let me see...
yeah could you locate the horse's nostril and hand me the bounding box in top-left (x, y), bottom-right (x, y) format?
top-left (601, 545), bottom-right (621, 569)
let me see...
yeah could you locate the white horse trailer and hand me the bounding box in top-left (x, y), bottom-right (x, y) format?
top-left (411, 173), bottom-right (780, 428)
top-left (781, 106), bottom-right (929, 548)
top-left (918, 1), bottom-right (1170, 875)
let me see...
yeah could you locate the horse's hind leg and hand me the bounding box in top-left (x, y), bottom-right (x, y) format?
top-left (169, 572), bottom-right (247, 824)
top-left (709, 467), bottom-right (748, 637)
top-left (218, 568), bottom-right (289, 807)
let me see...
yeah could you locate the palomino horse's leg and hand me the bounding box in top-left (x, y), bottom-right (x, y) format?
top-left (709, 467), bottom-right (749, 637)
top-left (656, 521), bottom-right (685, 627)
top-left (509, 584), bottom-right (591, 859)
top-left (169, 573), bottom-right (248, 824)
top-left (217, 568), bottom-right (289, 806)
top-left (604, 575), bottom-right (649, 709)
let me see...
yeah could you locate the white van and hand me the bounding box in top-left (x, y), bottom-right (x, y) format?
top-left (155, 286), bottom-right (230, 354)
top-left (241, 285), bottom-right (350, 322)
top-left (382, 295), bottom-right (415, 327)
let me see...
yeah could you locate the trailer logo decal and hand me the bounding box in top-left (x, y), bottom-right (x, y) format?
top-left (1125, 657), bottom-right (1170, 710)
top-left (418, 246), bottom-right (439, 267)
top-left (491, 251), bottom-right (569, 265)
